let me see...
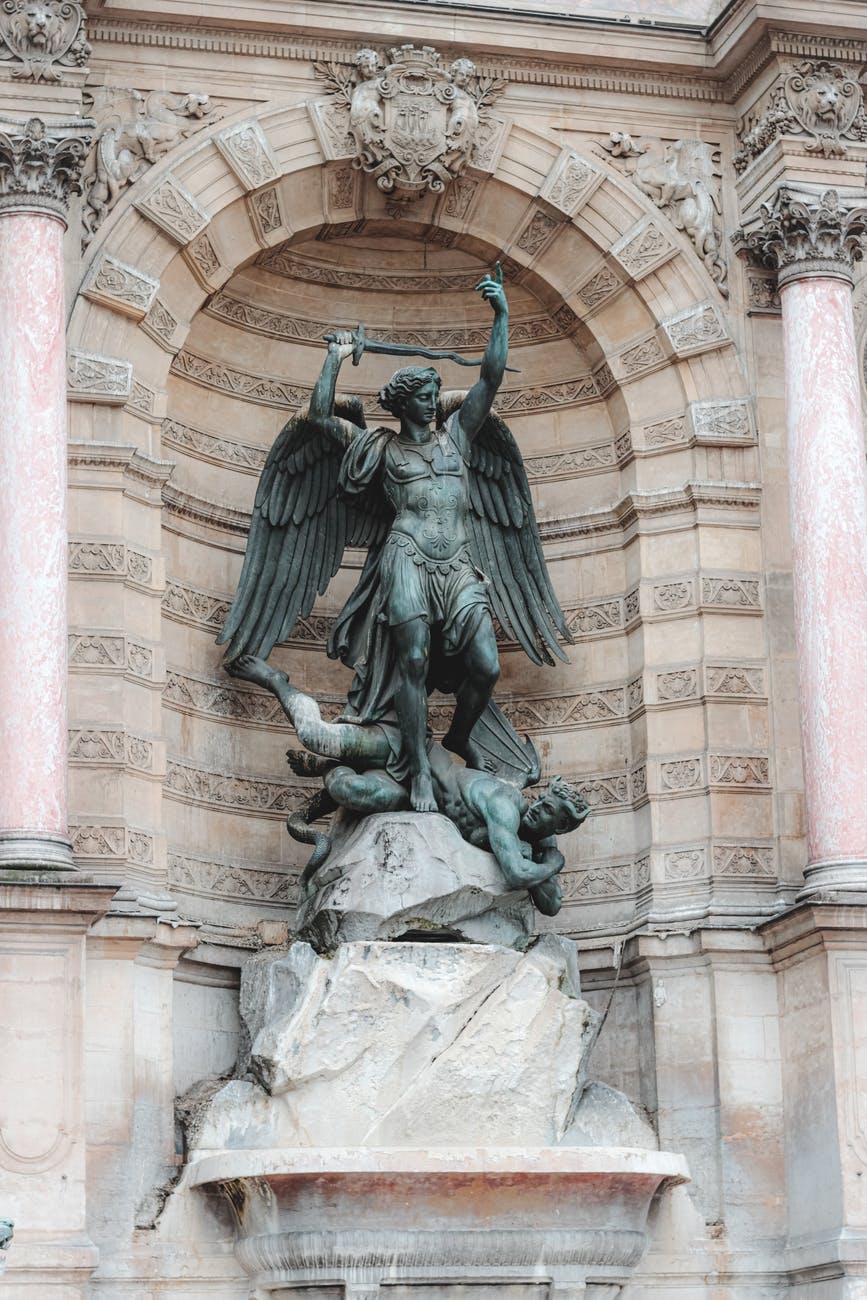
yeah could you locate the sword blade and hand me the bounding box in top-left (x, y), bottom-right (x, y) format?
top-left (323, 332), bottom-right (519, 372)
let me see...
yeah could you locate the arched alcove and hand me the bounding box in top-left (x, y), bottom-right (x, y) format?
top-left (67, 102), bottom-right (765, 938)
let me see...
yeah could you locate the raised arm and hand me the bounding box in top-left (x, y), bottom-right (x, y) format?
top-left (308, 332), bottom-right (363, 448)
top-left (458, 262), bottom-right (508, 439)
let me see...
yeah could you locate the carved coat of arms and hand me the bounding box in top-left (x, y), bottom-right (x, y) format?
top-left (315, 45), bottom-right (503, 198)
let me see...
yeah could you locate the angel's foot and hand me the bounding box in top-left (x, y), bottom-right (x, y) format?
top-left (286, 750), bottom-right (331, 777)
top-left (410, 771), bottom-right (437, 813)
top-left (227, 654), bottom-right (288, 693)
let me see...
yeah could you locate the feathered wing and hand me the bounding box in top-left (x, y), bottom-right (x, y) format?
top-left (218, 400), bottom-right (387, 662)
top-left (440, 395), bottom-right (572, 666)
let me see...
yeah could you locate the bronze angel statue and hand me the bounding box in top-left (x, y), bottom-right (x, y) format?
top-left (219, 263), bottom-right (573, 815)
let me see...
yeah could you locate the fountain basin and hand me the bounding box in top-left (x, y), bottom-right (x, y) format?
top-left (190, 1145), bottom-right (689, 1296)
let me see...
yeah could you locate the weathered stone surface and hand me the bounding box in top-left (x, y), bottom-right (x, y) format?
top-left (187, 937), bottom-right (644, 1154)
top-left (296, 812), bottom-right (536, 953)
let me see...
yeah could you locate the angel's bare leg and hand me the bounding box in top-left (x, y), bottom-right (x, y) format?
top-left (325, 765), bottom-right (409, 815)
top-left (391, 618), bottom-right (436, 812)
top-left (227, 654), bottom-right (390, 766)
top-left (442, 616), bottom-right (500, 770)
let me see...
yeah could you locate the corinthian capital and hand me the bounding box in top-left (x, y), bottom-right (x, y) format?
top-left (734, 187), bottom-right (867, 288)
top-left (0, 115), bottom-right (91, 221)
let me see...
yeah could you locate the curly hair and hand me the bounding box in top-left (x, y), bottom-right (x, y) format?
top-left (378, 366), bottom-right (441, 417)
top-left (546, 775), bottom-right (590, 831)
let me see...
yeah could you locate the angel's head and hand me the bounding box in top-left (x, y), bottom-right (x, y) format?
top-left (379, 365), bottom-right (442, 426)
top-left (521, 776), bottom-right (590, 840)
top-left (353, 48), bottom-right (380, 81)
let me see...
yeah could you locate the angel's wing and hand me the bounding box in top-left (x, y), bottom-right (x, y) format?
top-left (218, 400), bottom-right (388, 662)
top-left (440, 394), bottom-right (572, 667)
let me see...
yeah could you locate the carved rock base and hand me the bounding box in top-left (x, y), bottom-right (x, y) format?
top-left (181, 938), bottom-right (686, 1296)
top-left (296, 812), bottom-right (536, 953)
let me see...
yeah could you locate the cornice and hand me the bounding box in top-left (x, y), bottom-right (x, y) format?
top-left (87, 17), bottom-right (724, 102)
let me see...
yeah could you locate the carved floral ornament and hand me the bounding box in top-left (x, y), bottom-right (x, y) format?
top-left (0, 114), bottom-right (91, 218)
top-left (734, 59), bottom-right (867, 174)
top-left (314, 44), bottom-right (505, 198)
top-left (0, 0), bottom-right (89, 81)
top-left (734, 187), bottom-right (867, 288)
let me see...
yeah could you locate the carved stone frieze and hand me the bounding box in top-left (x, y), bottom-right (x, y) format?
top-left (705, 664), bottom-right (765, 696)
top-left (709, 755), bottom-right (770, 787)
top-left (313, 44), bottom-right (505, 199)
top-left (657, 669), bottom-right (699, 702)
top-left (604, 135), bottom-right (727, 294)
top-left (734, 60), bottom-right (867, 174)
top-left (660, 758), bottom-right (702, 791)
top-left (701, 576), bottom-right (762, 609)
top-left (68, 539), bottom-right (153, 585)
top-left (258, 247), bottom-right (480, 292)
top-left (746, 272), bottom-right (782, 314)
top-left (168, 849), bottom-right (296, 905)
top-left (661, 303), bottom-right (729, 356)
top-left (560, 861), bottom-right (635, 902)
top-left (70, 822), bottom-right (154, 864)
top-left (81, 253), bottom-right (159, 319)
top-left (68, 632), bottom-right (156, 680)
top-left (735, 187), bottom-right (867, 287)
top-left (164, 670), bottom-right (293, 728)
top-left (0, 0), bottom-right (89, 82)
top-left (614, 333), bottom-right (666, 377)
top-left (68, 727), bottom-right (154, 770)
top-left (164, 758), bottom-right (311, 818)
top-left (0, 115), bottom-right (90, 218)
top-left (126, 379), bottom-right (157, 418)
top-left (170, 349), bottom-right (602, 414)
top-left (162, 418), bottom-right (266, 473)
top-left (81, 88), bottom-right (221, 244)
top-left (215, 120), bottom-right (278, 191)
top-left (67, 348), bottom-right (132, 404)
top-left (204, 290), bottom-right (564, 349)
top-left (712, 844), bottom-right (775, 876)
top-left (641, 415), bottom-right (687, 449)
top-left (134, 172), bottom-right (210, 245)
top-left (664, 848), bottom-right (707, 880)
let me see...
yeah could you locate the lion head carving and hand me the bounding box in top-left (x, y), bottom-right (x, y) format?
top-left (11, 0), bottom-right (66, 54)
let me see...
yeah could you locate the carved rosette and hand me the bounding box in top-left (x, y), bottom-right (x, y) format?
top-left (735, 187), bottom-right (867, 288)
top-left (0, 115), bottom-right (91, 220)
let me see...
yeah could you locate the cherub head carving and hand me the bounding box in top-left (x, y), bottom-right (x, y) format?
top-left (353, 48), bottom-right (380, 82)
top-left (448, 57), bottom-right (475, 89)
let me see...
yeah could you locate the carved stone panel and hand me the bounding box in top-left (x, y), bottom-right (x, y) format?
top-left (134, 174), bottom-right (209, 244)
top-left (215, 121), bottom-right (279, 191)
top-left (611, 216), bottom-right (677, 280)
top-left (661, 303), bottom-right (729, 357)
top-left (81, 254), bottom-right (159, 319)
top-left (0, 0), bottom-right (90, 82)
top-left (539, 149), bottom-right (601, 217)
top-left (688, 398), bottom-right (755, 443)
top-left (67, 349), bottom-right (132, 404)
top-left (735, 60), bottom-right (867, 174)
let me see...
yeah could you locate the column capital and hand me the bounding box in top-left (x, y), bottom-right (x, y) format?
top-left (0, 115), bottom-right (92, 223)
top-left (734, 186), bottom-right (867, 288)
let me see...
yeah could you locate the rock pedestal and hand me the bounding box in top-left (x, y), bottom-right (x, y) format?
top-left (296, 812), bottom-right (536, 953)
top-left (179, 934), bottom-right (690, 1296)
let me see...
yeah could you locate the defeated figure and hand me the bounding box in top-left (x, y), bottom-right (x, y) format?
top-left (233, 656), bottom-right (590, 916)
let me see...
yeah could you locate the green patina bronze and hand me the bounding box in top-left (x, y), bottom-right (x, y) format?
top-left (219, 264), bottom-right (589, 910)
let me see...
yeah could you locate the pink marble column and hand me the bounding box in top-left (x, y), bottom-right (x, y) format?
top-left (0, 119), bottom-right (90, 871)
top-left (744, 189), bottom-right (867, 894)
